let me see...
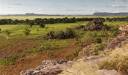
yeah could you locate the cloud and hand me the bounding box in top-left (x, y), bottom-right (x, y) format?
top-left (111, 0), bottom-right (128, 9)
top-left (113, 0), bottom-right (128, 4)
top-left (112, 4), bottom-right (128, 8)
top-left (12, 3), bottom-right (23, 6)
top-left (114, 0), bottom-right (128, 2)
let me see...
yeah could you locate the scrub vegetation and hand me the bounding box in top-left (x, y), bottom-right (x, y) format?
top-left (0, 16), bottom-right (128, 75)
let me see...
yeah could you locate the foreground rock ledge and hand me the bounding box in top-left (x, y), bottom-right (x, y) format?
top-left (20, 60), bottom-right (72, 75)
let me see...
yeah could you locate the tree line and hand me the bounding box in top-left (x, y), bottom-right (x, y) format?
top-left (0, 17), bottom-right (94, 25)
top-left (0, 17), bottom-right (128, 26)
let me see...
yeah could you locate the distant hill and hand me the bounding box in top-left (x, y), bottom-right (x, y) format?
top-left (93, 12), bottom-right (128, 16)
top-left (1, 12), bottom-right (128, 16)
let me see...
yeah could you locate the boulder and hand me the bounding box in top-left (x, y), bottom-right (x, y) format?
top-left (20, 60), bottom-right (68, 75)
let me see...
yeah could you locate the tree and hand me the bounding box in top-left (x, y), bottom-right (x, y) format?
top-left (29, 21), bottom-right (35, 27)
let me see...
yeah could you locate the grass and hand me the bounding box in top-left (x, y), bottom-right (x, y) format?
top-left (105, 21), bottom-right (128, 27)
top-left (40, 39), bottom-right (70, 50)
top-left (26, 39), bottom-right (71, 54)
top-left (0, 19), bottom-right (128, 75)
top-left (0, 54), bottom-right (22, 65)
top-left (59, 59), bottom-right (98, 75)
top-left (0, 15), bottom-right (128, 75)
top-left (0, 25), bottom-right (18, 30)
top-left (99, 44), bottom-right (128, 73)
top-left (0, 22), bottom-right (84, 65)
top-left (0, 22), bottom-right (85, 37)
top-left (76, 25), bottom-right (119, 56)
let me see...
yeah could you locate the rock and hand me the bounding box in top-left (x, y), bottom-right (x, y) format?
top-left (97, 69), bottom-right (120, 75)
top-left (20, 60), bottom-right (68, 75)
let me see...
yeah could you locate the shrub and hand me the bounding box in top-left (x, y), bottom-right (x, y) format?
top-left (39, 24), bottom-right (45, 28)
top-left (4, 30), bottom-right (11, 36)
top-left (24, 28), bottom-right (31, 36)
top-left (75, 18), bottom-right (110, 31)
top-left (78, 31), bottom-right (105, 46)
top-left (0, 28), bottom-right (1, 33)
top-left (64, 28), bottom-right (76, 39)
top-left (84, 22), bottom-right (110, 31)
top-left (54, 31), bottom-right (65, 39)
top-left (83, 44), bottom-right (105, 56)
top-left (0, 54), bottom-right (19, 65)
top-left (110, 26), bottom-right (119, 36)
top-left (45, 28), bottom-right (76, 39)
top-left (46, 31), bottom-right (55, 39)
top-left (95, 37), bottom-right (102, 43)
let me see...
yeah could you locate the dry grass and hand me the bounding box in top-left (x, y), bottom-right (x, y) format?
top-left (59, 59), bottom-right (98, 75)
top-left (59, 44), bottom-right (128, 75)
top-left (99, 44), bottom-right (128, 73)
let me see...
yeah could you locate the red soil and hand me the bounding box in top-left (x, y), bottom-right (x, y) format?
top-left (0, 39), bottom-right (77, 75)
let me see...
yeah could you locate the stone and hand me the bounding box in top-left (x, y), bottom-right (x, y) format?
top-left (20, 59), bottom-right (68, 75)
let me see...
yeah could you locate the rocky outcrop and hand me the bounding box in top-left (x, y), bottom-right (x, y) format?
top-left (20, 60), bottom-right (72, 75)
top-left (97, 70), bottom-right (120, 75)
top-left (107, 25), bottom-right (128, 49)
top-left (107, 34), bottom-right (128, 49)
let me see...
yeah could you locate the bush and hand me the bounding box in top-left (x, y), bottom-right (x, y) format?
top-left (0, 54), bottom-right (19, 65)
top-left (78, 31), bottom-right (105, 46)
top-left (95, 37), bottom-right (102, 43)
top-left (24, 28), bottom-right (31, 36)
top-left (64, 28), bottom-right (76, 38)
top-left (4, 30), bottom-right (11, 36)
top-left (84, 22), bottom-right (110, 31)
top-left (46, 31), bottom-right (55, 39)
top-left (39, 24), bottom-right (45, 28)
top-left (87, 44), bottom-right (105, 55)
top-left (45, 28), bottom-right (76, 39)
top-left (0, 28), bottom-right (1, 33)
top-left (75, 18), bottom-right (110, 31)
top-left (110, 26), bottom-right (119, 36)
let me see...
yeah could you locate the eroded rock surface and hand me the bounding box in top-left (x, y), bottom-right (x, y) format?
top-left (97, 70), bottom-right (120, 75)
top-left (20, 60), bottom-right (72, 75)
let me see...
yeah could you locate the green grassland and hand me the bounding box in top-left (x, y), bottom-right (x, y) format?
top-left (0, 21), bottom-right (85, 66)
top-left (0, 22), bottom-right (85, 37)
top-left (0, 21), bottom-right (116, 64)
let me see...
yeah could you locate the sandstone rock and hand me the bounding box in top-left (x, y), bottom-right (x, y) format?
top-left (20, 60), bottom-right (68, 75)
top-left (97, 69), bottom-right (120, 75)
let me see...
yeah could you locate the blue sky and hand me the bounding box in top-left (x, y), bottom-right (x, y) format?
top-left (0, 0), bottom-right (128, 15)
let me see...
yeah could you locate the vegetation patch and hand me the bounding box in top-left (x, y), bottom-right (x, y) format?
top-left (99, 46), bottom-right (128, 73)
top-left (45, 28), bottom-right (77, 39)
top-left (75, 18), bottom-right (110, 31)
top-left (0, 54), bottom-right (20, 65)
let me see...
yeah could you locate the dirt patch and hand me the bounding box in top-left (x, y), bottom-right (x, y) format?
top-left (0, 38), bottom-right (41, 58)
top-left (0, 40), bottom-right (77, 75)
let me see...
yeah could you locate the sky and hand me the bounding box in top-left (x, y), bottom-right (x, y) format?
top-left (0, 0), bottom-right (128, 15)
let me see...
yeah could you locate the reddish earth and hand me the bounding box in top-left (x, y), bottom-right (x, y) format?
top-left (0, 38), bottom-right (41, 58)
top-left (0, 38), bottom-right (77, 75)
